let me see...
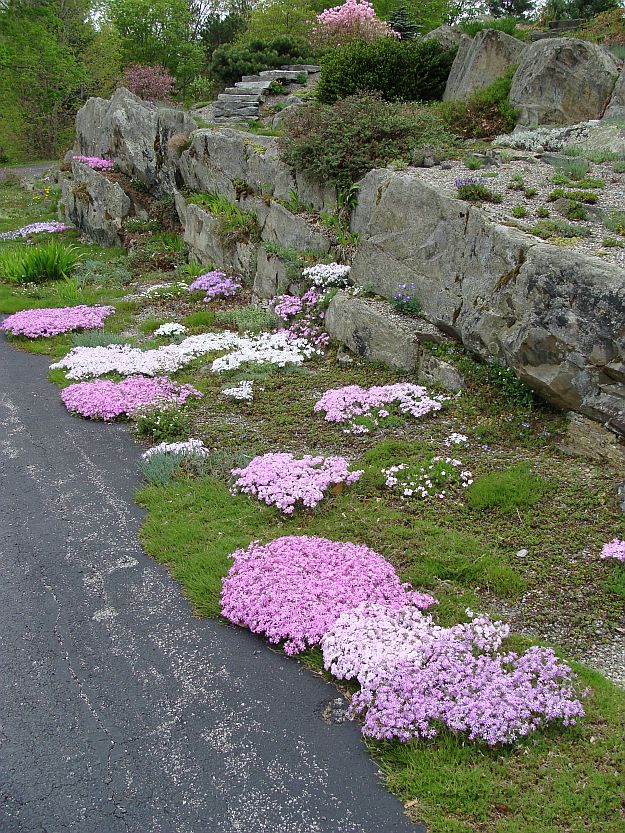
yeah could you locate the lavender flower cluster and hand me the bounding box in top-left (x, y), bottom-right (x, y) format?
top-left (189, 271), bottom-right (242, 301)
top-left (220, 536), bottom-right (436, 655)
top-left (73, 155), bottom-right (114, 171)
top-left (1, 305), bottom-right (114, 339)
top-left (0, 221), bottom-right (73, 241)
top-left (314, 383), bottom-right (446, 434)
top-left (322, 604), bottom-right (586, 745)
top-left (230, 452), bottom-right (363, 514)
top-left (601, 538), bottom-right (625, 561)
top-left (61, 376), bottom-right (202, 420)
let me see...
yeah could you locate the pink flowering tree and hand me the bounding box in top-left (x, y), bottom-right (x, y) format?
top-left (315, 0), bottom-right (399, 45)
top-left (122, 64), bottom-right (175, 102)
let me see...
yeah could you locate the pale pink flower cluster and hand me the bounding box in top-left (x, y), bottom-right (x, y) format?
top-left (1, 305), bottom-right (114, 339)
top-left (315, 0), bottom-right (399, 44)
top-left (600, 538), bottom-right (625, 561)
top-left (322, 604), bottom-right (586, 745)
top-left (220, 535), bottom-right (436, 655)
top-left (61, 376), bottom-right (202, 420)
top-left (0, 221), bottom-right (73, 241)
top-left (230, 452), bottom-right (363, 513)
top-left (270, 288), bottom-right (329, 349)
top-left (314, 383), bottom-right (446, 433)
top-left (73, 155), bottom-right (114, 170)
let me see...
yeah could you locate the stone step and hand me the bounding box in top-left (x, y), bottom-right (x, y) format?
top-left (241, 75), bottom-right (262, 82)
top-left (217, 94), bottom-right (262, 104)
top-left (213, 106), bottom-right (259, 117)
top-left (280, 64), bottom-right (321, 73)
top-left (230, 82), bottom-right (271, 93)
top-left (258, 70), bottom-right (303, 81)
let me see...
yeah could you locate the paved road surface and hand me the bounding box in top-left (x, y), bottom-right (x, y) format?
top-left (0, 333), bottom-right (422, 833)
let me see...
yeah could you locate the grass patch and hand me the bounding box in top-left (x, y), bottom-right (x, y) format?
top-left (467, 463), bottom-right (549, 512)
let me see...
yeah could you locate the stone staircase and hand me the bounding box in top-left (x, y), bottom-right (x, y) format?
top-left (212, 65), bottom-right (320, 124)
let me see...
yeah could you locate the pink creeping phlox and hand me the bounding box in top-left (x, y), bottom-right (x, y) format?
top-left (322, 604), bottom-right (586, 745)
top-left (220, 535), bottom-right (437, 655)
top-left (1, 305), bottom-right (114, 339)
top-left (270, 288), bottom-right (329, 349)
top-left (0, 221), bottom-right (74, 241)
top-left (61, 375), bottom-right (202, 420)
top-left (73, 155), bottom-right (114, 171)
top-left (601, 538), bottom-right (625, 561)
top-left (189, 271), bottom-right (242, 301)
top-left (314, 383), bottom-right (446, 433)
top-left (230, 452), bottom-right (363, 513)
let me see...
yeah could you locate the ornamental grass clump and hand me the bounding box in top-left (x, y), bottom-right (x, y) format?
top-left (1, 305), bottom-right (114, 338)
top-left (60, 376), bottom-right (202, 420)
top-left (314, 383), bottom-right (446, 434)
top-left (230, 452), bottom-right (363, 514)
top-left (220, 535), bottom-right (437, 655)
top-left (383, 456), bottom-right (473, 500)
top-left (321, 604), bottom-right (586, 744)
top-left (0, 240), bottom-right (81, 284)
top-left (188, 270), bottom-right (242, 301)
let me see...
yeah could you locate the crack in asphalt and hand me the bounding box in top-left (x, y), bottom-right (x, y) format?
top-left (0, 334), bottom-right (423, 833)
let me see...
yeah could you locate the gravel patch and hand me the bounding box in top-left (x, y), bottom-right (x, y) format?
top-left (415, 157), bottom-right (625, 267)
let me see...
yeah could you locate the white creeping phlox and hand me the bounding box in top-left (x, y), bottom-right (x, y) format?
top-left (222, 380), bottom-right (254, 401)
top-left (141, 438), bottom-right (209, 461)
top-left (51, 331), bottom-right (319, 379)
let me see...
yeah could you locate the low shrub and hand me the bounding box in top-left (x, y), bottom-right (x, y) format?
top-left (529, 219), bottom-right (591, 239)
top-left (280, 94), bottom-right (456, 189)
top-left (122, 64), bottom-right (175, 102)
top-left (511, 204), bottom-right (527, 218)
top-left (467, 463), bottom-right (548, 513)
top-left (438, 67), bottom-right (518, 138)
top-left (186, 192), bottom-right (259, 244)
top-left (603, 210), bottom-right (625, 236)
top-left (71, 331), bottom-right (129, 348)
top-left (316, 37), bottom-right (455, 104)
top-left (216, 305), bottom-right (279, 334)
top-left (548, 188), bottom-right (598, 204)
top-left (455, 178), bottom-right (503, 203)
top-left (134, 404), bottom-right (191, 443)
top-left (210, 36), bottom-right (314, 86)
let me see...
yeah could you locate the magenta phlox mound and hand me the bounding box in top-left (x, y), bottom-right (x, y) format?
top-left (61, 375), bottom-right (202, 420)
top-left (1, 305), bottom-right (114, 339)
top-left (220, 535), bottom-right (436, 655)
top-left (230, 452), bottom-right (363, 513)
top-left (322, 605), bottom-right (586, 744)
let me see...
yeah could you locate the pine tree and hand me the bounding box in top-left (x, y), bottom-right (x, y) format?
top-left (388, 3), bottom-right (420, 38)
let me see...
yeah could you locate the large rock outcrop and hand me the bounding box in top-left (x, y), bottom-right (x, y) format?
top-left (510, 39), bottom-right (618, 126)
top-left (443, 28), bottom-right (526, 101)
top-left (74, 88), bottom-right (197, 194)
top-left (604, 69), bottom-right (625, 121)
top-left (423, 24), bottom-right (469, 53)
top-left (61, 161), bottom-right (130, 247)
top-left (178, 128), bottom-right (336, 213)
top-left (348, 168), bottom-right (625, 422)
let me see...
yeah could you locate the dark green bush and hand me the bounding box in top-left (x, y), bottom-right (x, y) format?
top-left (280, 94), bottom-right (456, 188)
top-left (210, 36), bottom-right (314, 85)
top-left (438, 66), bottom-right (518, 138)
top-left (316, 38), bottom-right (456, 105)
